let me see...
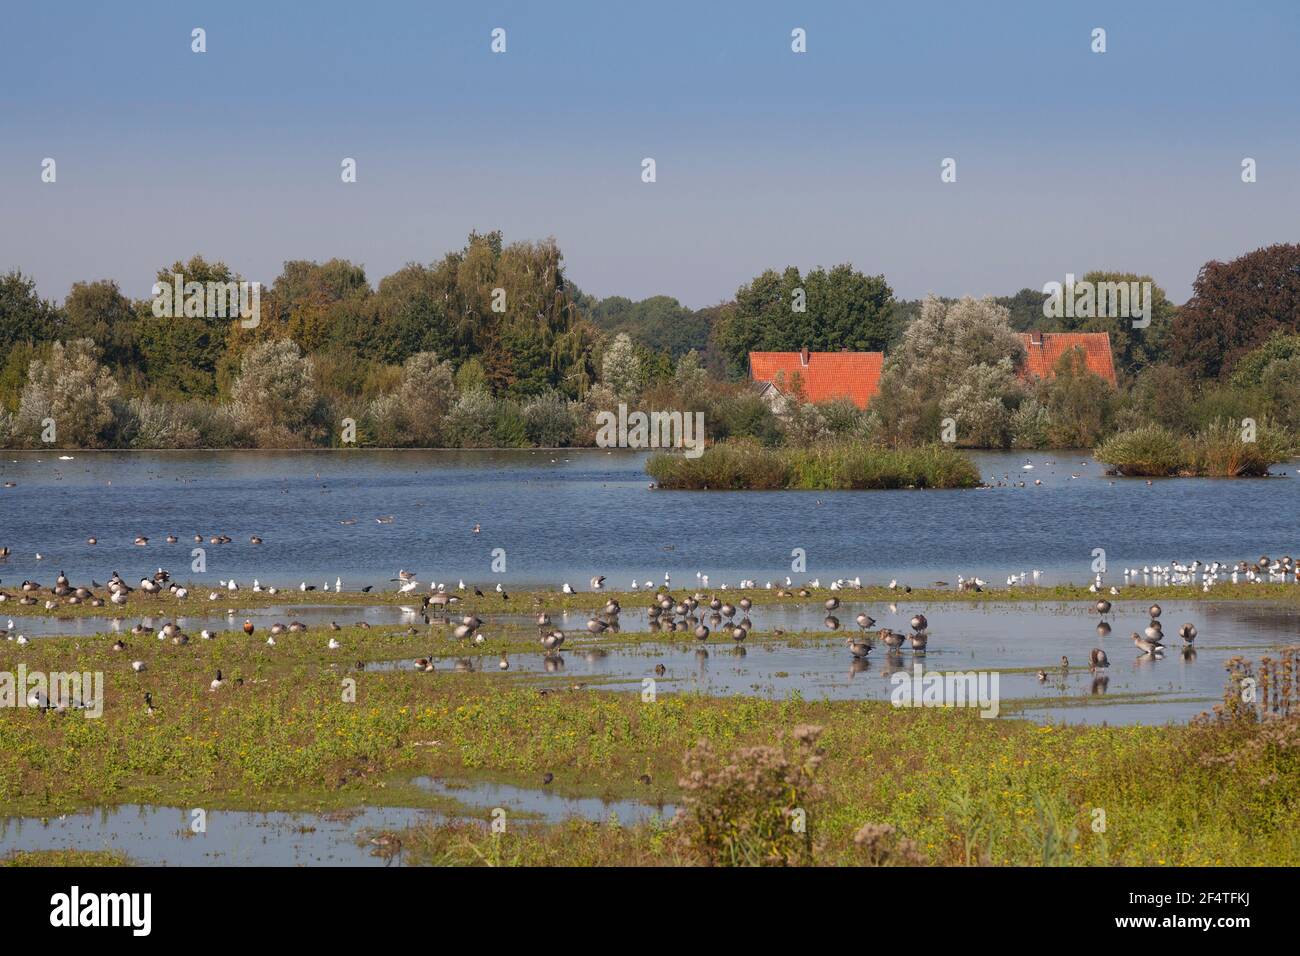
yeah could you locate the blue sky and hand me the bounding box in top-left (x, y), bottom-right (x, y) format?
top-left (1, 0), bottom-right (1297, 307)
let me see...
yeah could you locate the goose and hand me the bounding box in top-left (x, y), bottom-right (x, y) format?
top-left (846, 636), bottom-right (872, 659)
top-left (879, 628), bottom-right (905, 650)
top-left (1179, 623), bottom-right (1197, 643)
top-left (15, 634), bottom-right (28, 645)
top-left (111, 639), bottom-right (127, 652)
top-left (499, 653), bottom-right (509, 671)
top-left (288, 621), bottom-right (307, 633)
top-left (328, 638), bottom-right (341, 650)
top-left (209, 670), bottom-right (225, 691)
top-left (825, 597), bottom-right (840, 612)
top-left (1133, 632), bottom-right (1163, 655)
top-left (266, 636), bottom-right (277, 646)
top-left (855, 612), bottom-right (876, 632)
top-left (1094, 599), bottom-right (1112, 617)
top-left (111, 591), bottom-right (128, 606)
top-left (908, 631), bottom-right (927, 651)
top-left (590, 575), bottom-right (606, 590)
top-left (1089, 648), bottom-right (1109, 670)
top-left (910, 613), bottom-right (928, 631)
top-left (414, 658), bottom-right (435, 672)
top-left (541, 630), bottom-right (565, 651)
top-left (144, 692), bottom-right (155, 716)
top-left (1149, 604), bottom-right (1162, 619)
top-left (132, 660), bottom-right (147, 673)
top-left (200, 629), bottom-right (215, 640)
top-left (1035, 669), bottom-right (1048, 682)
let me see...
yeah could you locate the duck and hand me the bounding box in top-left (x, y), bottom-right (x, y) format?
top-left (243, 620), bottom-right (255, 635)
top-left (498, 653), bottom-right (510, 671)
top-left (134, 536), bottom-right (149, 546)
top-left (414, 658), bottom-right (435, 672)
top-left (131, 660), bottom-right (147, 672)
top-left (111, 639), bottom-right (127, 652)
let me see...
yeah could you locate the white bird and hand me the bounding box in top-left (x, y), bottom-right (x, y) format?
top-left (562, 583), bottom-right (575, 594)
top-left (328, 638), bottom-right (341, 650)
top-left (16, 635), bottom-right (28, 645)
top-left (336, 577), bottom-right (343, 592)
top-left (132, 661), bottom-right (146, 672)
top-left (266, 636), bottom-right (276, 646)
top-left (209, 671), bottom-right (225, 691)
top-left (201, 629), bottom-right (214, 640)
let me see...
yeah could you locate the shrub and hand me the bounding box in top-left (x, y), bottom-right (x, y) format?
top-left (523, 391), bottom-right (576, 447)
top-left (1094, 424), bottom-right (1186, 476)
top-left (647, 440), bottom-right (981, 490)
top-left (229, 339), bottom-right (324, 447)
top-left (673, 725), bottom-right (825, 866)
top-left (443, 388), bottom-right (498, 448)
top-left (14, 338), bottom-right (120, 448)
top-left (117, 396), bottom-right (200, 448)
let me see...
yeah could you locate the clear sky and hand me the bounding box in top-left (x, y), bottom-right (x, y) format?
top-left (1, 0), bottom-right (1297, 308)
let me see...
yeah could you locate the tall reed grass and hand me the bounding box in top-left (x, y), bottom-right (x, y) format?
top-left (1095, 419), bottom-right (1297, 477)
top-left (646, 440), bottom-right (981, 490)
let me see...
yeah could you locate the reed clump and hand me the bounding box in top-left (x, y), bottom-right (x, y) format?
top-left (1096, 419), bottom-right (1297, 477)
top-left (647, 440), bottom-right (981, 490)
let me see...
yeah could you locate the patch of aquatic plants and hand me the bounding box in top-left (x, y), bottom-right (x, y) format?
top-left (646, 440), bottom-right (981, 490)
top-left (1095, 420), bottom-right (1297, 477)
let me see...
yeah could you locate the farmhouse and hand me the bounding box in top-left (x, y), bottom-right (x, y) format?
top-left (749, 348), bottom-right (884, 411)
top-left (1017, 330), bottom-right (1117, 386)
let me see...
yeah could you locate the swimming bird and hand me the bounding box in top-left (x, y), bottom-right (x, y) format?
top-left (499, 653), bottom-right (509, 671)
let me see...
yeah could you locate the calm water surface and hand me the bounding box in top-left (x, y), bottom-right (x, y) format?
top-left (2, 449), bottom-right (1298, 588)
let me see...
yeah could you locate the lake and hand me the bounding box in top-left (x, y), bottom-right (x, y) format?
top-left (2, 448), bottom-right (1297, 590)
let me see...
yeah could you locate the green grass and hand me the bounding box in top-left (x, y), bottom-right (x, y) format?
top-left (3, 625), bottom-right (1300, 865)
top-left (1, 849), bottom-right (133, 867)
top-left (646, 441), bottom-right (982, 490)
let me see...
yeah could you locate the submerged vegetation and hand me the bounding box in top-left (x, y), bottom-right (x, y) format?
top-left (1095, 420), bottom-right (1297, 477)
top-left (646, 441), bottom-right (981, 490)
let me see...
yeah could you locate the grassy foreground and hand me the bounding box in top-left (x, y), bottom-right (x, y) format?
top-left (3, 627), bottom-right (1299, 865)
top-left (647, 441), bottom-right (981, 490)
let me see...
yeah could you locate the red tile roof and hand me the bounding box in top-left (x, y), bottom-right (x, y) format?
top-left (749, 351), bottom-right (884, 408)
top-left (1018, 332), bottom-right (1117, 386)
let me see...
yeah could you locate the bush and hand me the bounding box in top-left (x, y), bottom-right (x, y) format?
top-left (673, 725), bottom-right (825, 866)
top-left (14, 339), bottom-right (120, 448)
top-left (1096, 421), bottom-right (1297, 477)
top-left (647, 440), bottom-right (981, 490)
top-left (229, 339), bottom-right (324, 447)
top-left (1094, 424), bottom-right (1186, 476)
top-left (443, 388), bottom-right (498, 447)
top-left (523, 391), bottom-right (576, 447)
top-left (117, 396), bottom-right (200, 448)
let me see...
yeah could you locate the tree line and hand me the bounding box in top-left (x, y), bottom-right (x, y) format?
top-left (1, 234), bottom-right (1298, 450)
